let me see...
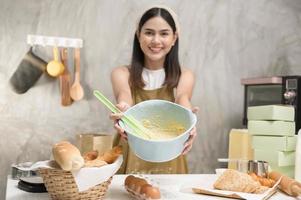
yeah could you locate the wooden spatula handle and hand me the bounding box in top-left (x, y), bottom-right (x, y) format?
top-left (74, 48), bottom-right (81, 82)
top-left (59, 48), bottom-right (72, 106)
top-left (61, 48), bottom-right (67, 63)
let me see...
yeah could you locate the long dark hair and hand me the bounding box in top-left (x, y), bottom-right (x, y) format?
top-left (129, 7), bottom-right (181, 89)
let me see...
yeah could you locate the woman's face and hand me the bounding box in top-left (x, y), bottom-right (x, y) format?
top-left (138, 16), bottom-right (177, 66)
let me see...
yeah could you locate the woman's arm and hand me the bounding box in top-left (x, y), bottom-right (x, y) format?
top-left (110, 66), bottom-right (133, 139)
top-left (175, 67), bottom-right (195, 109)
top-left (111, 66), bottom-right (133, 106)
top-left (175, 67), bottom-right (198, 155)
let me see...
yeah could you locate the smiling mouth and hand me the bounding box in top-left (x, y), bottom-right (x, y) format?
top-left (149, 47), bottom-right (162, 53)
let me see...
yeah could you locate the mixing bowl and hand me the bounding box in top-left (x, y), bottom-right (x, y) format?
top-left (118, 100), bottom-right (197, 162)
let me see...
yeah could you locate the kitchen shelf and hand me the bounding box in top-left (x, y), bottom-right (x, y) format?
top-left (27, 34), bottom-right (83, 48)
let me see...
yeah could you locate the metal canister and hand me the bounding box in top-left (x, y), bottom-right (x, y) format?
top-left (248, 160), bottom-right (269, 178)
top-left (217, 158), bottom-right (269, 178)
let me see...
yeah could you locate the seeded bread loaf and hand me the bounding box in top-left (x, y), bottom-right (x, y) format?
top-left (214, 169), bottom-right (268, 194)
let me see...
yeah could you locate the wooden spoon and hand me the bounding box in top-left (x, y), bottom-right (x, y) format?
top-left (46, 47), bottom-right (64, 77)
top-left (60, 48), bottom-right (72, 106)
top-left (70, 48), bottom-right (84, 101)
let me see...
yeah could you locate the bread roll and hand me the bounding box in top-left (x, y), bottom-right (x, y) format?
top-left (52, 141), bottom-right (84, 171)
top-left (100, 146), bottom-right (122, 164)
top-left (83, 150), bottom-right (98, 161)
top-left (249, 172), bottom-right (275, 187)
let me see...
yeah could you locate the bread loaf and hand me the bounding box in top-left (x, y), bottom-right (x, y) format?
top-left (52, 141), bottom-right (84, 171)
top-left (213, 169), bottom-right (268, 194)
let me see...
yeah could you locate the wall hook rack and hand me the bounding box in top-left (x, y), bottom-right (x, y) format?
top-left (27, 34), bottom-right (83, 48)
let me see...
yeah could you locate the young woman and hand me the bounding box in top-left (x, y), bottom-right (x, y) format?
top-left (111, 6), bottom-right (197, 174)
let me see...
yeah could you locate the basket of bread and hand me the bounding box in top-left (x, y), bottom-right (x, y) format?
top-left (37, 141), bottom-right (123, 200)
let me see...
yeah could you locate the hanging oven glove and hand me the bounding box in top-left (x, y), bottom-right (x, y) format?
top-left (9, 47), bottom-right (47, 94)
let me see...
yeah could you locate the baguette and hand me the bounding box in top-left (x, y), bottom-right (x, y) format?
top-left (52, 141), bottom-right (84, 171)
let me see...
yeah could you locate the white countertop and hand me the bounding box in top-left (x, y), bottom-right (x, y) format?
top-left (6, 174), bottom-right (296, 200)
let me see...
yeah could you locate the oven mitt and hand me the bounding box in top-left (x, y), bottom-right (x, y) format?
top-left (9, 48), bottom-right (47, 94)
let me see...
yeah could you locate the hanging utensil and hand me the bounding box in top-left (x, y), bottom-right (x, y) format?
top-left (9, 47), bottom-right (47, 94)
top-left (70, 48), bottom-right (84, 101)
top-left (46, 47), bottom-right (64, 77)
top-left (60, 48), bottom-right (72, 106)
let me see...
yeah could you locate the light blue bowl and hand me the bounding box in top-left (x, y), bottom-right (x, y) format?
top-left (118, 100), bottom-right (197, 163)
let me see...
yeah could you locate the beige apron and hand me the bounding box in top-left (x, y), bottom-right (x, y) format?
top-left (113, 86), bottom-right (188, 174)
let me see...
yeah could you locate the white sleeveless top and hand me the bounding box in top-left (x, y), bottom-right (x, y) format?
top-left (142, 68), bottom-right (165, 90)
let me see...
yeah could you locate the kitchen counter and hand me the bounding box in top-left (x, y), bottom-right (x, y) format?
top-left (6, 174), bottom-right (296, 200)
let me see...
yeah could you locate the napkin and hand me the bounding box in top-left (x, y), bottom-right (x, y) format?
top-left (72, 156), bottom-right (123, 191)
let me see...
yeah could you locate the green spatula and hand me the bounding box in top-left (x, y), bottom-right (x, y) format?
top-left (93, 90), bottom-right (152, 139)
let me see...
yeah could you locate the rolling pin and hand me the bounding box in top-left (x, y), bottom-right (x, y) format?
top-left (269, 171), bottom-right (301, 197)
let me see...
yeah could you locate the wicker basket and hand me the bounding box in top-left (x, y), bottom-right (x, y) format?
top-left (38, 168), bottom-right (112, 200)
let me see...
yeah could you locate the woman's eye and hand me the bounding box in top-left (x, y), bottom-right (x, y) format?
top-left (161, 32), bottom-right (169, 36)
top-left (145, 31), bottom-right (154, 36)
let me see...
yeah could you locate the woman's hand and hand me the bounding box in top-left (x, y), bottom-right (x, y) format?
top-left (182, 106), bottom-right (199, 155)
top-left (109, 102), bottom-right (131, 140)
